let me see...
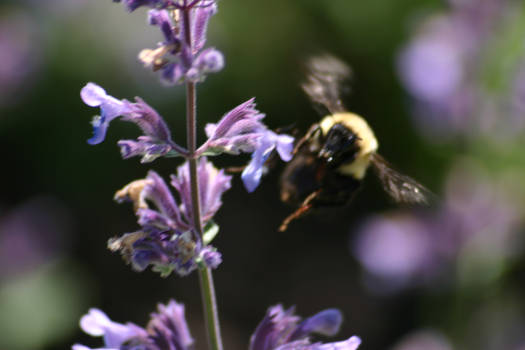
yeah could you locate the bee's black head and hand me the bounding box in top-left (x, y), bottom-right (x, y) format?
top-left (319, 123), bottom-right (360, 167)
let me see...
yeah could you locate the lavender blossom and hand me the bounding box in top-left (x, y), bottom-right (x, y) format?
top-left (199, 98), bottom-right (294, 192)
top-left (137, 0), bottom-right (224, 84)
top-left (113, 0), bottom-right (173, 12)
top-left (109, 159), bottom-right (228, 276)
top-left (391, 330), bottom-right (452, 350)
top-left (171, 157), bottom-right (232, 225)
top-left (397, 0), bottom-right (525, 140)
top-left (81, 82), bottom-right (180, 162)
top-left (250, 305), bottom-right (361, 350)
top-left (353, 161), bottom-right (522, 292)
top-left (73, 299), bottom-right (193, 350)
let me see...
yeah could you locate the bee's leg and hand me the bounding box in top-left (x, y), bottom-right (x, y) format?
top-left (225, 165), bottom-right (246, 174)
top-left (278, 190), bottom-right (321, 232)
top-left (293, 124), bottom-right (321, 154)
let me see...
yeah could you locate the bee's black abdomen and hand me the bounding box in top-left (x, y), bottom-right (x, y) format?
top-left (280, 152), bottom-right (321, 204)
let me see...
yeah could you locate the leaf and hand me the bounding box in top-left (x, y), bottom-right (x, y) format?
top-left (203, 220), bottom-right (219, 245)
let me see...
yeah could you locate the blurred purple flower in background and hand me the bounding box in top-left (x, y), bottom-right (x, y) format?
top-left (0, 197), bottom-right (71, 279)
top-left (353, 161), bottom-right (522, 292)
top-left (390, 330), bottom-right (452, 350)
top-left (398, 0), bottom-right (525, 140)
top-left (73, 299), bottom-right (193, 350)
top-left (250, 305), bottom-right (361, 350)
top-left (0, 9), bottom-right (41, 108)
top-left (23, 0), bottom-right (87, 15)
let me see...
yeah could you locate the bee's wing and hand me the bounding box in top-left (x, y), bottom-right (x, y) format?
top-left (370, 153), bottom-right (435, 205)
top-left (302, 54), bottom-right (352, 115)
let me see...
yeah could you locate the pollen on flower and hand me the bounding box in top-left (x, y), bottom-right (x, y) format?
top-left (114, 179), bottom-right (153, 212)
top-left (176, 231), bottom-right (196, 263)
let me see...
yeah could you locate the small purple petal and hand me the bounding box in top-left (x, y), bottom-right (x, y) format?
top-left (79, 309), bottom-right (146, 348)
top-left (199, 245), bottom-right (222, 269)
top-left (80, 82), bottom-right (108, 107)
top-left (144, 171), bottom-right (185, 227)
top-left (192, 2), bottom-right (217, 52)
top-left (241, 132), bottom-right (277, 192)
top-left (117, 0), bottom-right (164, 12)
top-left (314, 336), bottom-right (361, 350)
top-left (188, 48), bottom-right (224, 82)
top-left (137, 208), bottom-right (174, 229)
top-left (146, 300), bottom-right (194, 350)
top-left (161, 62), bottom-right (186, 85)
top-left (148, 9), bottom-right (176, 44)
top-left (250, 305), bottom-right (358, 350)
top-left (87, 115), bottom-right (110, 145)
top-left (123, 97), bottom-right (172, 142)
top-left (292, 309), bottom-right (342, 339)
top-left (171, 158), bottom-right (231, 225)
top-left (74, 299), bottom-right (194, 350)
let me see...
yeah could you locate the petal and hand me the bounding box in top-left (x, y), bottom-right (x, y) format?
top-left (80, 82), bottom-right (107, 107)
top-left (274, 133), bottom-right (294, 161)
top-left (241, 148), bottom-right (268, 193)
top-left (87, 114), bottom-right (109, 145)
top-left (192, 2), bottom-right (217, 52)
top-left (79, 308), bottom-right (144, 348)
top-left (72, 345), bottom-right (115, 350)
top-left (293, 309), bottom-right (342, 339)
top-left (241, 134), bottom-right (275, 192)
top-left (314, 336), bottom-right (361, 350)
top-left (147, 300), bottom-right (194, 350)
top-left (79, 309), bottom-right (113, 336)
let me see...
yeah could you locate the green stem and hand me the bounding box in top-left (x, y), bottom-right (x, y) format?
top-left (182, 6), bottom-right (223, 350)
top-left (186, 81), bottom-right (224, 350)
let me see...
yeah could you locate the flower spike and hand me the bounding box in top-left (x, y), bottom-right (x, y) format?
top-left (250, 305), bottom-right (361, 350)
top-left (80, 82), bottom-right (184, 162)
top-left (200, 98), bottom-right (294, 192)
top-left (73, 300), bottom-right (194, 350)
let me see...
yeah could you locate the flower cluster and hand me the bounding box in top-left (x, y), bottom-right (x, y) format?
top-left (74, 301), bottom-right (361, 350)
top-left (113, 0), bottom-right (224, 84)
top-left (109, 158), bottom-right (228, 276)
top-left (80, 82), bottom-right (176, 162)
top-left (199, 98), bottom-right (294, 192)
top-left (73, 299), bottom-right (194, 350)
top-left (81, 82), bottom-right (294, 191)
top-left (398, 0), bottom-right (525, 140)
top-left (250, 305), bottom-right (361, 350)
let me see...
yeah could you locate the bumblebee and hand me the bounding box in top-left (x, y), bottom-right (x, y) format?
top-left (279, 55), bottom-right (430, 231)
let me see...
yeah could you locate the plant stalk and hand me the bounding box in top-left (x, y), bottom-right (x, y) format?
top-left (183, 5), bottom-right (224, 349)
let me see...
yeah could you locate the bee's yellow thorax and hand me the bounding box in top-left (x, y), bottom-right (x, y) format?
top-left (319, 113), bottom-right (379, 179)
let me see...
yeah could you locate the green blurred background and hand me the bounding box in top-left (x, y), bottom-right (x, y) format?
top-left (1, 0), bottom-right (525, 349)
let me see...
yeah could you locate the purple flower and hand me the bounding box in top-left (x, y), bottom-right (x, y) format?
top-left (113, 0), bottom-right (170, 12)
top-left (353, 161), bottom-right (522, 292)
top-left (73, 299), bottom-right (193, 350)
top-left (250, 305), bottom-right (361, 350)
top-left (171, 157), bottom-right (232, 225)
top-left (110, 159), bottom-right (228, 276)
top-left (138, 1), bottom-right (224, 84)
top-left (80, 83), bottom-right (180, 161)
top-left (199, 98), bottom-right (294, 192)
top-left (241, 129), bottom-right (294, 193)
top-left (397, 1), bottom-right (525, 140)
